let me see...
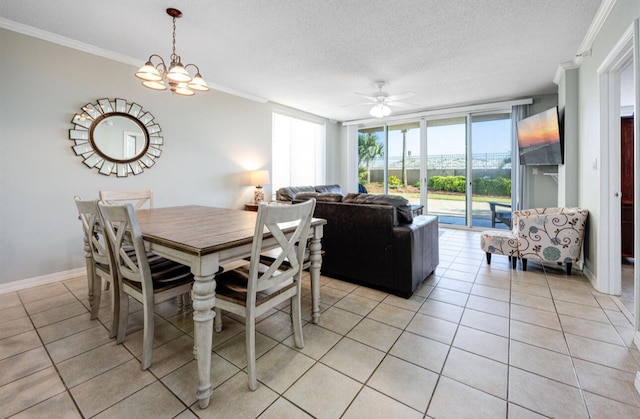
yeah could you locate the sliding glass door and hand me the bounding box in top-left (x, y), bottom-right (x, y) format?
top-left (426, 117), bottom-right (468, 225)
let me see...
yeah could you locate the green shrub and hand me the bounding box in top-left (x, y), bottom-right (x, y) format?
top-left (428, 176), bottom-right (466, 193)
top-left (388, 175), bottom-right (400, 189)
top-left (414, 181), bottom-right (420, 188)
top-left (472, 177), bottom-right (511, 196)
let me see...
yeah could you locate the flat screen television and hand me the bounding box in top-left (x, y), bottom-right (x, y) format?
top-left (517, 106), bottom-right (563, 165)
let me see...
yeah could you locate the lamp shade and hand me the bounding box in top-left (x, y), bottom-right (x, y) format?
top-left (249, 170), bottom-right (270, 186)
top-left (370, 104), bottom-right (391, 118)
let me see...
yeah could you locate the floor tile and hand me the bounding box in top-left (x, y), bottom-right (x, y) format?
top-left (214, 331), bottom-right (278, 370)
top-left (36, 312), bottom-right (98, 344)
top-left (510, 320), bottom-right (568, 354)
top-left (510, 292), bottom-right (556, 312)
top-left (574, 358), bottom-right (640, 407)
top-left (0, 346), bottom-right (52, 387)
top-left (509, 340), bottom-right (578, 386)
top-left (437, 278), bottom-right (474, 293)
top-left (0, 304), bottom-right (28, 325)
top-left (0, 367), bottom-right (66, 418)
top-left (316, 306), bottom-right (363, 335)
top-left (70, 358), bottom-right (156, 417)
top-left (511, 281), bottom-right (552, 298)
top-left (368, 355), bottom-right (438, 413)
top-left (389, 331), bottom-right (450, 374)
top-left (551, 288), bottom-right (599, 307)
top-left (283, 363), bottom-right (361, 419)
top-left (255, 311), bottom-right (296, 342)
top-left (321, 337), bottom-right (384, 383)
top-left (23, 291), bottom-right (77, 315)
top-left (9, 391), bottom-right (81, 419)
top-left (346, 318), bottom-right (402, 352)
top-left (429, 287), bottom-right (469, 306)
top-left (507, 403), bottom-right (547, 418)
top-left (0, 330), bottom-right (42, 361)
top-left (162, 353), bottom-right (239, 406)
top-left (57, 342), bottom-right (133, 388)
top-left (560, 315), bottom-right (625, 346)
top-left (565, 334), bottom-right (639, 372)
top-left (427, 376), bottom-right (506, 419)
top-left (460, 308), bottom-right (509, 337)
top-left (258, 397), bottom-right (314, 418)
top-left (46, 324), bottom-right (112, 363)
top-left (255, 343), bottom-right (315, 392)
top-left (554, 300), bottom-right (610, 323)
top-left (366, 302), bottom-right (415, 329)
top-left (442, 347), bottom-right (507, 398)
top-left (453, 326), bottom-right (508, 363)
top-left (583, 391), bottom-right (640, 419)
top-left (30, 300), bottom-right (89, 328)
top-left (333, 293), bottom-right (379, 316)
top-left (466, 294), bottom-right (510, 317)
top-left (419, 299), bottom-right (464, 323)
top-left (94, 381), bottom-right (185, 419)
top-left (282, 323), bottom-right (341, 360)
top-left (382, 293), bottom-right (425, 312)
top-left (508, 367), bottom-right (588, 418)
top-left (470, 283), bottom-right (510, 302)
top-left (510, 304), bottom-right (562, 330)
top-left (406, 313), bottom-right (458, 345)
top-left (342, 386), bottom-right (423, 419)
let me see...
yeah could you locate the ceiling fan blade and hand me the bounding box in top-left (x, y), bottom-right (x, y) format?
top-left (353, 93), bottom-right (378, 102)
top-left (340, 101), bottom-right (375, 108)
top-left (387, 101), bottom-right (416, 107)
top-left (386, 92), bottom-right (415, 102)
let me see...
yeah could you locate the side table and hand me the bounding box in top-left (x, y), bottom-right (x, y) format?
top-left (244, 202), bottom-right (259, 212)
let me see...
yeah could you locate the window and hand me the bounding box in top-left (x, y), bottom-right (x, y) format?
top-left (272, 112), bottom-right (326, 192)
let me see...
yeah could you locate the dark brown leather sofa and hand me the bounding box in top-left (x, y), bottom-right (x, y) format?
top-left (277, 185), bottom-right (439, 297)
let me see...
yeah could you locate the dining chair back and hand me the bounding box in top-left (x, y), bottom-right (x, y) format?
top-left (213, 198), bottom-right (316, 390)
top-left (99, 189), bottom-right (154, 210)
top-left (98, 201), bottom-right (194, 370)
top-left (74, 196), bottom-right (119, 337)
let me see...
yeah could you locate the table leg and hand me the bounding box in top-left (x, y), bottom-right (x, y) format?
top-left (191, 272), bottom-right (216, 409)
top-left (309, 233), bottom-right (322, 324)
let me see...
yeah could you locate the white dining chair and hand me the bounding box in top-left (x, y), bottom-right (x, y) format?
top-left (74, 197), bottom-right (119, 337)
top-left (213, 199), bottom-right (316, 390)
top-left (98, 202), bottom-right (195, 370)
top-left (99, 189), bottom-right (154, 210)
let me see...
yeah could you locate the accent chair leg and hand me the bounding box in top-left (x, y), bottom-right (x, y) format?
top-left (486, 252), bottom-right (492, 265)
top-left (566, 262), bottom-right (572, 275)
top-left (511, 256), bottom-right (518, 270)
top-left (522, 258), bottom-right (528, 271)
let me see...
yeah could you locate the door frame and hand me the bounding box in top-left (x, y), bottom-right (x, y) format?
top-left (598, 20), bottom-right (639, 325)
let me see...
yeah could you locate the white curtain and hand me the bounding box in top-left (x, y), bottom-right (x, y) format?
top-left (512, 104), bottom-right (530, 210)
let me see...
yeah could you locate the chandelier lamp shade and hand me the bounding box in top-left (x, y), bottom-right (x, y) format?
top-left (135, 8), bottom-right (209, 96)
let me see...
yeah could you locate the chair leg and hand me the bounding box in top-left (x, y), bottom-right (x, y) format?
top-left (116, 292), bottom-right (129, 344)
top-left (214, 307), bottom-right (222, 332)
top-left (511, 256), bottom-right (517, 270)
top-left (486, 253), bottom-right (492, 265)
top-left (291, 295), bottom-right (304, 349)
top-left (140, 294), bottom-right (155, 370)
top-left (246, 317), bottom-right (257, 391)
top-left (108, 279), bottom-right (119, 339)
top-left (522, 258), bottom-right (528, 271)
top-left (565, 262), bottom-right (572, 275)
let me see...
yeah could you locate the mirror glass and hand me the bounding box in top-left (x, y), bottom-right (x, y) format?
top-left (69, 98), bottom-right (163, 177)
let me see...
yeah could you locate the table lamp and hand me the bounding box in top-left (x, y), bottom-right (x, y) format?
top-left (250, 170), bottom-right (270, 203)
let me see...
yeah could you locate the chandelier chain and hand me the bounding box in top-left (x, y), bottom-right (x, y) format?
top-left (171, 16), bottom-right (177, 62)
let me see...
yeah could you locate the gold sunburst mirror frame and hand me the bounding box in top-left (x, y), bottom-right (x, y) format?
top-left (69, 98), bottom-right (163, 177)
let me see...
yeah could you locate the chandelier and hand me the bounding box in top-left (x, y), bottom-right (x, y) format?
top-left (135, 8), bottom-right (209, 96)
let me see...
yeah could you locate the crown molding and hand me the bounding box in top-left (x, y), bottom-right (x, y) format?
top-left (0, 17), bottom-right (268, 104)
top-left (553, 0), bottom-right (618, 85)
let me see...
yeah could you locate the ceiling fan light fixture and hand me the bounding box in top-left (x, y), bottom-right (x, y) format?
top-left (370, 104), bottom-right (391, 118)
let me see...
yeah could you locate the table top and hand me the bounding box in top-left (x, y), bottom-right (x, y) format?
top-left (136, 205), bottom-right (326, 256)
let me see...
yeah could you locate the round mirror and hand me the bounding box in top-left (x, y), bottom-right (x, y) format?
top-left (69, 98), bottom-right (163, 177)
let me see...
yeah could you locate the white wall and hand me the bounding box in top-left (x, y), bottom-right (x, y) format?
top-left (0, 29), bottom-right (339, 286)
top-left (575, 0), bottom-right (640, 289)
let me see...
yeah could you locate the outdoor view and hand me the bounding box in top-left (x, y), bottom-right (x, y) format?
top-left (358, 114), bottom-right (512, 229)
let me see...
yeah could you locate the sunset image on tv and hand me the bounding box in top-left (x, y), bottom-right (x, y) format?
top-left (517, 107), bottom-right (563, 165)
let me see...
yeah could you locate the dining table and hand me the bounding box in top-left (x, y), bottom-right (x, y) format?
top-left (135, 205), bottom-right (326, 409)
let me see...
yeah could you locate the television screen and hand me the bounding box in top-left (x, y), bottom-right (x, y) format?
top-left (517, 107), bottom-right (563, 165)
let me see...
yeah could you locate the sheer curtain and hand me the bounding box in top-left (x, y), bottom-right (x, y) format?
top-left (512, 104), bottom-right (530, 210)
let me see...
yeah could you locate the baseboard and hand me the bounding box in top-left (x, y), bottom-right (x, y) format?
top-left (0, 268), bottom-right (85, 295)
top-left (582, 264), bottom-right (598, 290)
top-left (635, 371), bottom-right (640, 397)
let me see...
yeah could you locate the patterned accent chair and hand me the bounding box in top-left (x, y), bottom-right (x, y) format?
top-left (514, 207), bottom-right (588, 275)
top-left (480, 213), bottom-right (520, 269)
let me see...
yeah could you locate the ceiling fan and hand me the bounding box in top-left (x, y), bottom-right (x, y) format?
top-left (348, 81), bottom-right (415, 117)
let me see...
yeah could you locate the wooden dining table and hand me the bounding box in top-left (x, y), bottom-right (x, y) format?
top-left (135, 205), bottom-right (326, 409)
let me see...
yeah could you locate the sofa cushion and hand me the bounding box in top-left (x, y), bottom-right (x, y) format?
top-left (315, 184), bottom-right (342, 194)
top-left (343, 193), bottom-right (413, 224)
top-left (293, 192), bottom-right (320, 201)
top-left (276, 186), bottom-right (316, 201)
top-left (316, 193), bottom-right (343, 202)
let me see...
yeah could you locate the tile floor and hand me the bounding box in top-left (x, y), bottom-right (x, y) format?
top-left (2, 229), bottom-right (640, 418)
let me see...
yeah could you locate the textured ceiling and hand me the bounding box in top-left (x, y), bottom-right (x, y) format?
top-left (0, 0), bottom-right (603, 122)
